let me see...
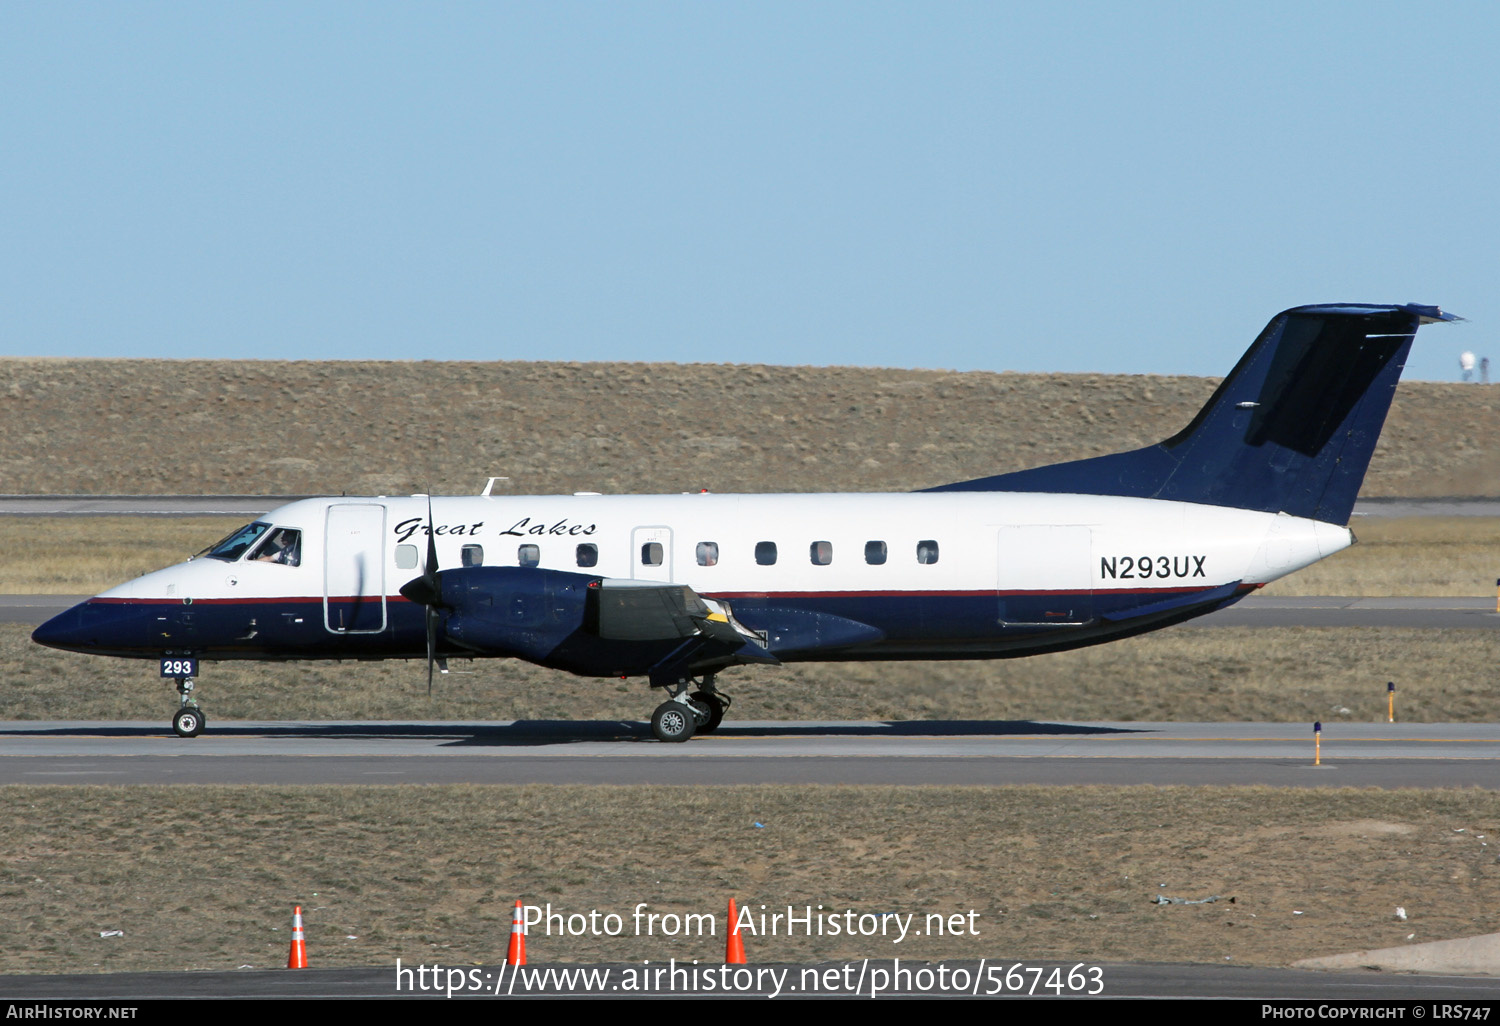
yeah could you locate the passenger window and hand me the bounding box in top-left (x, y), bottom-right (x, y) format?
top-left (395, 544), bottom-right (418, 570)
top-left (916, 540), bottom-right (940, 565)
top-left (251, 528), bottom-right (301, 567)
top-left (576, 543), bottom-right (598, 568)
top-left (755, 541), bottom-right (777, 566)
top-left (810, 541), bottom-right (832, 565)
top-left (641, 542), bottom-right (664, 567)
top-left (865, 541), bottom-right (887, 565)
top-left (518, 544), bottom-right (540, 568)
top-left (696, 542), bottom-right (719, 567)
top-left (461, 544), bottom-right (483, 567)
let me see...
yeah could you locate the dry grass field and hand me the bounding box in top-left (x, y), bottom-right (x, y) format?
top-left (1259, 516), bottom-right (1500, 597)
top-left (1, 786), bottom-right (1496, 972)
top-left (2, 357), bottom-right (1499, 498)
top-left (0, 518), bottom-right (242, 594)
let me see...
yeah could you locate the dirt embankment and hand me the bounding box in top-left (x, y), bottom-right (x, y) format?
top-left (1, 358), bottom-right (1497, 497)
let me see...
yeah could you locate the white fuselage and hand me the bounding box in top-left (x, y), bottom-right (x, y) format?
top-left (99, 491), bottom-right (1349, 638)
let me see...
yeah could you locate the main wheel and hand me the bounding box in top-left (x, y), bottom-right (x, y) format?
top-left (172, 706), bottom-right (204, 738)
top-left (651, 701), bottom-right (696, 743)
top-left (689, 691), bottom-right (726, 733)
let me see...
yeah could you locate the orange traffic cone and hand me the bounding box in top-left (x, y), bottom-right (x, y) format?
top-left (287, 905), bottom-right (308, 969)
top-left (726, 898), bottom-right (746, 964)
top-left (506, 900), bottom-right (527, 966)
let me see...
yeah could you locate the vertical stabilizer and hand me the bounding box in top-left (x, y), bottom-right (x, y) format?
top-left (927, 304), bottom-right (1459, 524)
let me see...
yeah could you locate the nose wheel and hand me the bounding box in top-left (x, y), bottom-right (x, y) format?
top-left (171, 676), bottom-right (205, 738)
top-left (172, 705), bottom-right (205, 738)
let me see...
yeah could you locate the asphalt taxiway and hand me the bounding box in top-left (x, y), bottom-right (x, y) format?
top-left (1, 719), bottom-right (1496, 787)
top-left (4, 960), bottom-right (1498, 999)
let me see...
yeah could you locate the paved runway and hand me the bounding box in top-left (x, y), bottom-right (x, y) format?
top-left (1353, 496), bottom-right (1500, 518)
top-left (0, 595), bottom-right (85, 624)
top-left (0, 494), bottom-right (301, 516)
top-left (2, 720), bottom-right (1496, 787)
top-left (1197, 595), bottom-right (1500, 628)
top-left (4, 960), bottom-right (1498, 1000)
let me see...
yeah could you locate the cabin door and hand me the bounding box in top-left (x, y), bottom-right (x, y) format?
top-left (324, 503), bottom-right (388, 633)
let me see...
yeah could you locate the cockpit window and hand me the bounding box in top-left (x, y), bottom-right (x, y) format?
top-left (249, 527), bottom-right (302, 567)
top-left (203, 522), bottom-right (271, 561)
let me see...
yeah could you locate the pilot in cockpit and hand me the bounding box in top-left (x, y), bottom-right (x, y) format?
top-left (253, 528), bottom-right (302, 567)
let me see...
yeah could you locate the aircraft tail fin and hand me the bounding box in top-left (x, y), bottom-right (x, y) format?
top-left (926, 304), bottom-right (1459, 524)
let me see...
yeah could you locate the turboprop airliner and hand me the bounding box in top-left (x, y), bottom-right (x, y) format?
top-left (33, 303), bottom-right (1458, 741)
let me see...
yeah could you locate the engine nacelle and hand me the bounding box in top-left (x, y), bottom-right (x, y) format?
top-left (439, 566), bottom-right (599, 663)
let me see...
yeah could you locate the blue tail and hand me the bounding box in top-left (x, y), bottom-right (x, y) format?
top-left (927, 304), bottom-right (1459, 524)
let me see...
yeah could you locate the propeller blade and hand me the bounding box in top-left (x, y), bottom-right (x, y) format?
top-left (426, 605), bottom-right (437, 697)
top-left (395, 493), bottom-right (445, 696)
top-left (424, 494), bottom-right (439, 693)
top-left (425, 494), bottom-right (439, 578)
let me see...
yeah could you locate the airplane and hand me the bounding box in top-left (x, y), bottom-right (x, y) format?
top-left (32, 303), bottom-right (1458, 741)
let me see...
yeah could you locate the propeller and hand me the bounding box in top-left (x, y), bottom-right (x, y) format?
top-left (397, 494), bottom-right (444, 695)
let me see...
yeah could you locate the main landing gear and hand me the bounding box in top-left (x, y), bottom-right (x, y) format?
top-left (171, 677), bottom-right (205, 738)
top-left (650, 674), bottom-right (732, 743)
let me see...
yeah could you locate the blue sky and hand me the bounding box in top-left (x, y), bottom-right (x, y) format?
top-left (2, 3), bottom-right (1495, 380)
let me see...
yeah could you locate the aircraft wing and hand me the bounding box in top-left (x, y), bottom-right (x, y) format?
top-left (422, 567), bottom-right (784, 683)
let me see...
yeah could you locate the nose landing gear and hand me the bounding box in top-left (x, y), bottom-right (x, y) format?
top-left (171, 677), bottom-right (205, 738)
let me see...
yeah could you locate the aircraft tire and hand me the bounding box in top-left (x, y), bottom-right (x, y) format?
top-left (172, 707), bottom-right (205, 738)
top-left (651, 701), bottom-right (696, 743)
top-left (689, 691), bottom-right (725, 733)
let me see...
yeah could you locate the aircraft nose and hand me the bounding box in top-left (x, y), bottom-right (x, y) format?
top-left (32, 601), bottom-right (97, 652)
top-left (32, 599), bottom-right (153, 655)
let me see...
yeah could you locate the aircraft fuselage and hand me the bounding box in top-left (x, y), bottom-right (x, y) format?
top-left (36, 490), bottom-right (1348, 666)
